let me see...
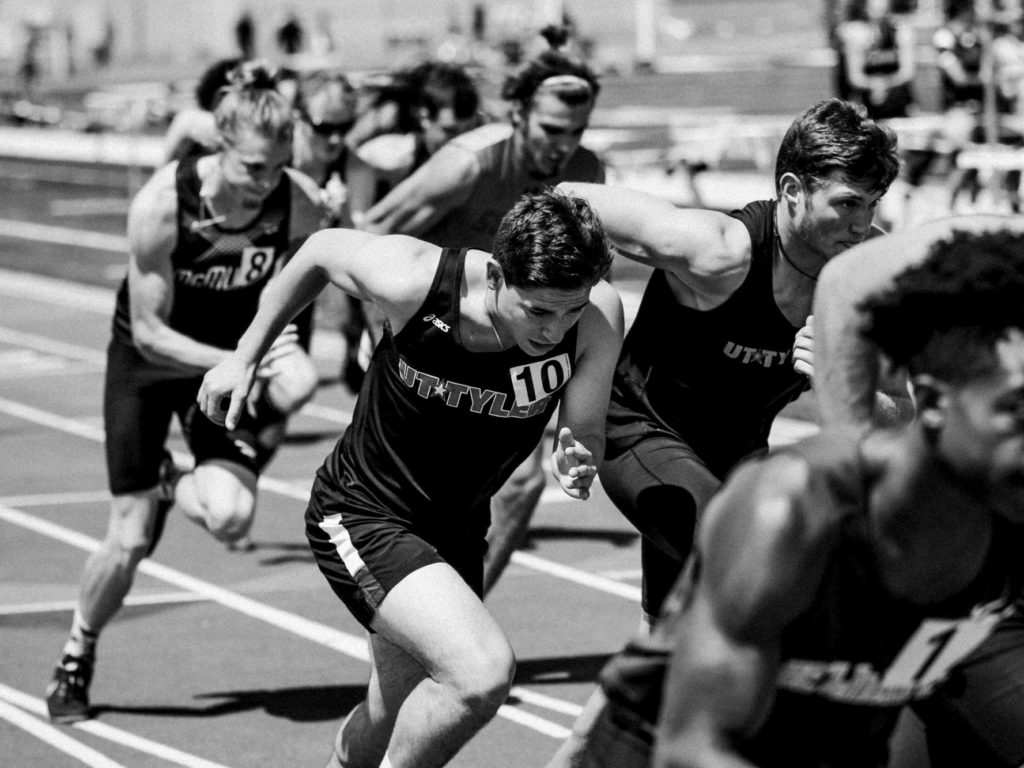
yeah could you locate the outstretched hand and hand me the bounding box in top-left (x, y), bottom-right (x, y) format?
top-left (792, 315), bottom-right (814, 380)
top-left (551, 427), bottom-right (597, 501)
top-left (197, 324), bottom-right (299, 430)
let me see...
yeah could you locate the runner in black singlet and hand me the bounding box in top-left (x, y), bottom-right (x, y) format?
top-left (197, 188), bottom-right (623, 768)
top-left (356, 41), bottom-right (605, 596)
top-left (561, 99), bottom-right (900, 628)
top-left (44, 61), bottom-right (325, 724)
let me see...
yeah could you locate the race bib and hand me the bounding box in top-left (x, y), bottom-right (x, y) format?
top-left (510, 353), bottom-right (572, 406)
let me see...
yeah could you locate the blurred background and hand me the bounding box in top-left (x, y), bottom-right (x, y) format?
top-left (0, 0), bottom-right (1022, 230)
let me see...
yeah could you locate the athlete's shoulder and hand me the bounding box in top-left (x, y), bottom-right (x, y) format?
top-left (701, 451), bottom-right (841, 633)
top-left (449, 122), bottom-right (513, 153)
top-left (355, 133), bottom-right (417, 174)
top-left (129, 161), bottom-right (179, 225)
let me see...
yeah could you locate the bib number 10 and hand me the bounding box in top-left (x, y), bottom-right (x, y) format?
top-left (510, 354), bottom-right (572, 406)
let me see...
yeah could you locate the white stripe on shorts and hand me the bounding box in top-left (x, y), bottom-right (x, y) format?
top-left (318, 513), bottom-right (367, 577)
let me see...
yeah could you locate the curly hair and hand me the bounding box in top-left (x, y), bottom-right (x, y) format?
top-left (213, 61), bottom-right (294, 147)
top-left (859, 229), bottom-right (1024, 382)
top-left (774, 99), bottom-right (900, 195)
top-left (492, 188), bottom-right (612, 290)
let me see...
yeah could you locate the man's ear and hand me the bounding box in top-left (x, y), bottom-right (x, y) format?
top-left (486, 259), bottom-right (504, 290)
top-left (778, 172), bottom-right (803, 209)
top-left (510, 102), bottom-right (527, 129)
top-left (910, 373), bottom-right (949, 434)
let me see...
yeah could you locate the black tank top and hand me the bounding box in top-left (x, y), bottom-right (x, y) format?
top-left (602, 429), bottom-right (1024, 768)
top-left (112, 157), bottom-right (292, 350)
top-left (315, 248), bottom-right (578, 527)
top-left (607, 200), bottom-right (807, 472)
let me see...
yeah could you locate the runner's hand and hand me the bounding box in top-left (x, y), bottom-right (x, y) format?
top-left (792, 315), bottom-right (813, 380)
top-left (551, 427), bottom-right (597, 501)
top-left (198, 354), bottom-right (255, 430)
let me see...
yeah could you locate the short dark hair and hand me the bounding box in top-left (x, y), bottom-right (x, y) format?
top-left (859, 229), bottom-right (1024, 382)
top-left (492, 189), bottom-right (612, 290)
top-left (774, 99), bottom-right (899, 196)
top-left (501, 50), bottom-right (599, 108)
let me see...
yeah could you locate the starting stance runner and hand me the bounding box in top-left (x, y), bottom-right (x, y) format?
top-left (358, 43), bottom-right (605, 595)
top-left (45, 62), bottom-right (324, 723)
top-left (197, 188), bottom-right (623, 768)
top-left (559, 98), bottom-right (900, 626)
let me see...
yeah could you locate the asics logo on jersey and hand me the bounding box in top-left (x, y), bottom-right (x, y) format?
top-left (423, 314), bottom-right (451, 333)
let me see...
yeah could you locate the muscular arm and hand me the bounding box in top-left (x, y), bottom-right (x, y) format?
top-left (358, 141), bottom-right (479, 235)
top-left (127, 163), bottom-right (235, 373)
top-left (653, 456), bottom-right (828, 768)
top-left (813, 215), bottom-right (1023, 427)
top-left (556, 182), bottom-right (751, 305)
top-left (551, 281), bottom-right (624, 498)
top-left (199, 229), bottom-right (438, 428)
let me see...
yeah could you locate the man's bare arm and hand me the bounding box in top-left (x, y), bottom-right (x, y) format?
top-left (814, 214), bottom-right (1022, 427)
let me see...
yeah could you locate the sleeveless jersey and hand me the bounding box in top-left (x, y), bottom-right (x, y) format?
top-left (607, 199), bottom-right (807, 472)
top-left (314, 248), bottom-right (579, 526)
top-left (602, 429), bottom-right (1024, 768)
top-left (112, 157), bottom-right (292, 351)
top-left (421, 122), bottom-right (605, 250)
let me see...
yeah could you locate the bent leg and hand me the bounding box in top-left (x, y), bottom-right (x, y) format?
top-left (484, 442), bottom-right (546, 595)
top-left (77, 493), bottom-right (163, 633)
top-left (174, 458), bottom-right (258, 543)
top-left (600, 436), bottom-right (722, 619)
top-left (369, 562), bottom-right (515, 768)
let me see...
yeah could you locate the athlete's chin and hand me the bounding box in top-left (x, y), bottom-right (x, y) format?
top-left (525, 339), bottom-right (557, 356)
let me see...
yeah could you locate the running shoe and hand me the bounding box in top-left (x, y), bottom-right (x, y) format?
top-left (45, 654), bottom-right (93, 723)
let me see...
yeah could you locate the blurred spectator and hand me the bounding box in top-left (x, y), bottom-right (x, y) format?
top-left (162, 57), bottom-right (242, 165)
top-left (276, 13), bottom-right (304, 57)
top-left (838, 0), bottom-right (917, 119)
top-left (235, 10), bottom-right (256, 60)
top-left (347, 61), bottom-right (484, 216)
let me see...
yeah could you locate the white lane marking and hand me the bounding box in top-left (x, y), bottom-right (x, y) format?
top-left (0, 490), bottom-right (111, 507)
top-left (0, 393), bottom-right (629, 603)
top-left (0, 683), bottom-right (233, 768)
top-left (0, 503), bottom-right (580, 739)
top-left (50, 198), bottom-right (129, 217)
top-left (0, 327), bottom-right (107, 364)
top-left (0, 218), bottom-right (128, 252)
top-left (600, 568), bottom-right (643, 580)
top-left (0, 591), bottom-right (209, 617)
top-left (0, 267), bottom-right (114, 314)
top-left (510, 551), bottom-right (642, 602)
top-left (510, 687), bottom-right (584, 718)
top-left (0, 694), bottom-right (129, 768)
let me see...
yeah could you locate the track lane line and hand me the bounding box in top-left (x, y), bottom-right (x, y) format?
top-left (0, 683), bottom-right (233, 768)
top-left (0, 503), bottom-right (583, 740)
top-left (0, 694), bottom-right (129, 768)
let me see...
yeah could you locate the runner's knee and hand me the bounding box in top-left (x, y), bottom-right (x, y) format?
top-left (203, 498), bottom-right (254, 542)
top-left (446, 639), bottom-right (516, 722)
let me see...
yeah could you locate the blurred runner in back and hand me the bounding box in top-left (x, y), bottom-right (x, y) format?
top-left (44, 62), bottom-right (324, 724)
